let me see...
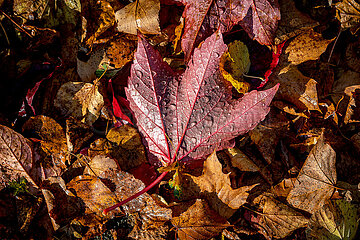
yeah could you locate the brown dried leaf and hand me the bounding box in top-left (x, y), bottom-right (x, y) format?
top-left (106, 35), bottom-right (136, 69)
top-left (66, 117), bottom-right (93, 153)
top-left (22, 115), bottom-right (68, 171)
top-left (287, 134), bottom-right (337, 214)
top-left (66, 175), bottom-right (122, 218)
top-left (275, 0), bottom-right (318, 45)
top-left (226, 147), bottom-right (260, 172)
top-left (0, 125), bottom-right (39, 190)
top-left (270, 64), bottom-right (320, 111)
top-left (185, 151), bottom-right (258, 218)
top-left (344, 85), bottom-right (360, 124)
top-left (115, 0), bottom-right (160, 35)
top-left (171, 199), bottom-right (229, 240)
top-left (84, 155), bottom-right (172, 229)
top-left (106, 125), bottom-right (147, 171)
top-left (54, 82), bottom-right (104, 125)
top-left (285, 29), bottom-right (334, 65)
top-left (257, 196), bottom-right (309, 239)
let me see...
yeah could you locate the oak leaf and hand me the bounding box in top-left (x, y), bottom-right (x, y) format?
top-left (287, 134), bottom-right (337, 214)
top-left (126, 31), bottom-right (279, 167)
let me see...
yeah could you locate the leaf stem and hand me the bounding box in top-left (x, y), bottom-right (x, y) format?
top-left (103, 171), bottom-right (168, 214)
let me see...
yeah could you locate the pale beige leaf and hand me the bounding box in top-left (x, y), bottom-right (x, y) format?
top-left (54, 82), bottom-right (104, 125)
top-left (0, 125), bottom-right (39, 190)
top-left (287, 134), bottom-right (337, 214)
top-left (115, 0), bottom-right (160, 35)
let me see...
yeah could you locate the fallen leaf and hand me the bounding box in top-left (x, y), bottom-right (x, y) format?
top-left (54, 82), bottom-right (104, 125)
top-left (66, 175), bottom-right (122, 218)
top-left (237, 0), bottom-right (281, 45)
top-left (171, 199), bottom-right (229, 240)
top-left (343, 85), bottom-right (360, 124)
top-left (0, 125), bottom-right (39, 191)
top-left (66, 117), bottom-right (93, 153)
top-left (274, 0), bottom-right (318, 45)
top-left (22, 115), bottom-right (68, 170)
top-left (256, 195), bottom-right (309, 239)
top-left (307, 200), bottom-right (360, 240)
top-left (84, 155), bottom-right (171, 226)
top-left (345, 40), bottom-right (360, 72)
top-left (336, 0), bottom-right (360, 33)
top-left (219, 40), bottom-right (251, 94)
top-left (115, 0), bottom-right (161, 35)
top-left (331, 70), bottom-right (360, 104)
top-left (287, 134), bottom-right (337, 214)
top-left (185, 151), bottom-right (259, 218)
top-left (179, 0), bottom-right (280, 61)
top-left (269, 64), bottom-right (320, 111)
top-left (106, 34), bottom-right (136, 69)
top-left (126, 31), bottom-right (278, 167)
top-left (106, 125), bottom-right (147, 171)
top-left (226, 147), bottom-right (260, 172)
top-left (285, 29), bottom-right (334, 65)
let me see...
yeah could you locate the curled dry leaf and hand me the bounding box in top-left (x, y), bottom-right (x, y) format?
top-left (256, 195), bottom-right (309, 239)
top-left (284, 29), bottom-right (334, 65)
top-left (185, 151), bottom-right (259, 218)
top-left (171, 199), bottom-right (229, 240)
top-left (287, 134), bottom-right (337, 214)
top-left (307, 200), bottom-right (360, 240)
top-left (0, 124), bottom-right (39, 190)
top-left (115, 0), bottom-right (161, 35)
top-left (54, 82), bottom-right (104, 125)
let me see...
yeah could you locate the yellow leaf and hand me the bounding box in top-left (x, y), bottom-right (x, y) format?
top-left (219, 40), bottom-right (250, 94)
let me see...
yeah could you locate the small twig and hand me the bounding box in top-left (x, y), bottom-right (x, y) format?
top-left (0, 9), bottom-right (33, 38)
top-left (0, 20), bottom-right (10, 46)
top-left (327, 29), bottom-right (341, 63)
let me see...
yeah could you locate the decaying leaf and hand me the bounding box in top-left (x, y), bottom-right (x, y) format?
top-left (185, 151), bottom-right (259, 218)
top-left (220, 40), bottom-right (251, 94)
top-left (66, 117), bottom-right (93, 153)
top-left (287, 134), bottom-right (337, 214)
top-left (285, 29), bottom-right (334, 65)
top-left (307, 200), bottom-right (360, 240)
top-left (106, 35), bottom-right (136, 69)
top-left (127, 31), bottom-right (278, 167)
top-left (226, 147), bottom-right (260, 172)
top-left (54, 82), bottom-right (104, 125)
top-left (256, 195), bottom-right (309, 239)
top-left (0, 125), bottom-right (39, 191)
top-left (115, 0), bottom-right (161, 35)
top-left (171, 199), bottom-right (229, 240)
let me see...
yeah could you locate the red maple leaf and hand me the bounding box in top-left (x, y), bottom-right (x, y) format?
top-left (104, 32), bottom-right (278, 213)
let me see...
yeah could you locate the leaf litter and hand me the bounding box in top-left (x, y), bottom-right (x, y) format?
top-left (1, 0), bottom-right (360, 239)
